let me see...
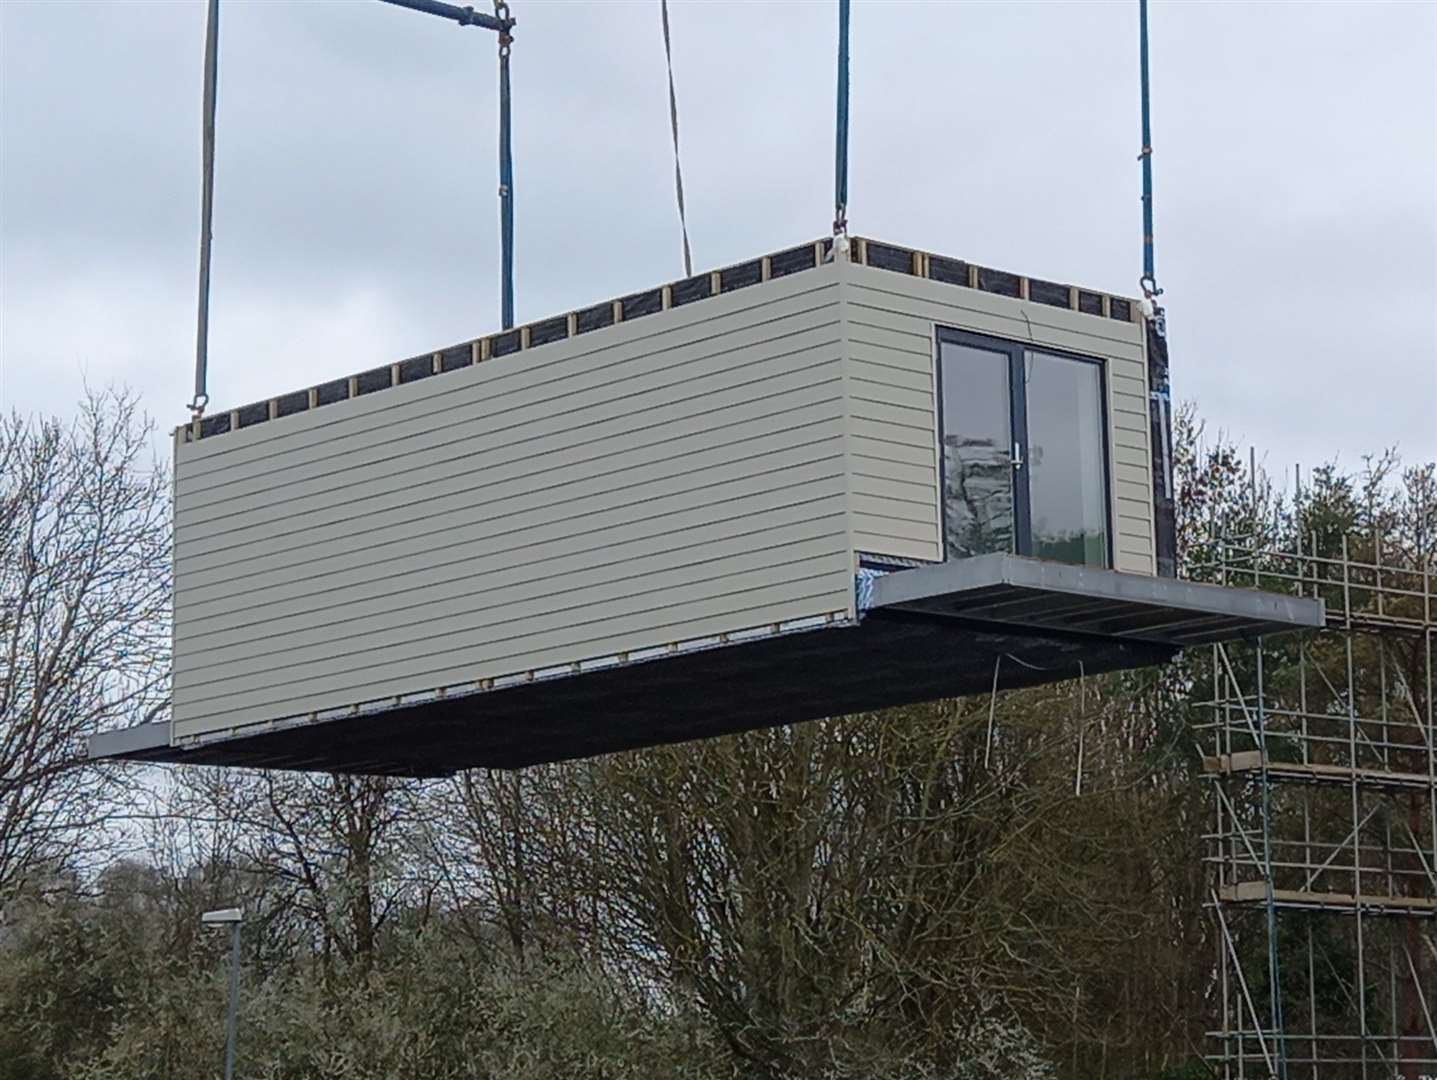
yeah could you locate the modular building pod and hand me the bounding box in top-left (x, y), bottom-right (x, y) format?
top-left (91, 238), bottom-right (1323, 775)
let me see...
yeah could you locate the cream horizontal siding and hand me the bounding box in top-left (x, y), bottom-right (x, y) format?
top-left (840, 262), bottom-right (1155, 574)
top-left (180, 549), bottom-right (853, 719)
top-left (172, 267), bottom-right (855, 743)
top-left (175, 301), bottom-right (845, 505)
top-left (175, 384), bottom-right (844, 578)
top-left (840, 273), bottom-right (943, 563)
top-left (176, 463), bottom-right (846, 666)
top-left (179, 566), bottom-right (851, 735)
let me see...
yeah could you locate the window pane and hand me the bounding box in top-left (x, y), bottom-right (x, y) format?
top-left (1024, 351), bottom-right (1109, 566)
top-left (939, 342), bottom-right (1014, 558)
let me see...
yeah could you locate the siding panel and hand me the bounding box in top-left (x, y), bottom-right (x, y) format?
top-left (178, 537), bottom-right (853, 684)
top-left (176, 377), bottom-right (845, 565)
top-left (177, 485), bottom-right (844, 628)
top-left (850, 492), bottom-right (939, 528)
top-left (180, 516), bottom-right (850, 657)
top-left (839, 261), bottom-right (1154, 573)
top-left (181, 400), bottom-right (842, 544)
top-left (176, 311), bottom-right (844, 510)
top-left (177, 276), bottom-right (843, 474)
top-left (847, 272), bottom-right (1147, 352)
top-left (172, 268), bottom-right (853, 743)
top-left (849, 455), bottom-right (935, 488)
top-left (177, 454), bottom-right (847, 588)
top-left (183, 566), bottom-right (852, 724)
top-left (840, 271), bottom-right (943, 563)
top-left (848, 376), bottom-right (931, 412)
top-left (848, 356), bottom-right (933, 392)
top-left (851, 473), bottom-right (938, 505)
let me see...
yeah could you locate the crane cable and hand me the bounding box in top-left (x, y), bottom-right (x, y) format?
top-left (659, 0), bottom-right (693, 278)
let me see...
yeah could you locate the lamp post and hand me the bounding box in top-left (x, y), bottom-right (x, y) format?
top-left (201, 907), bottom-right (243, 1080)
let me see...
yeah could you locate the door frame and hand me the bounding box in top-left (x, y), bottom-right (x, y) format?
top-left (934, 326), bottom-right (1114, 568)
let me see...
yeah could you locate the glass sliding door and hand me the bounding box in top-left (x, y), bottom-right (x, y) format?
top-left (937, 331), bottom-right (1111, 568)
top-left (1024, 351), bottom-right (1110, 566)
top-left (939, 342), bottom-right (1017, 559)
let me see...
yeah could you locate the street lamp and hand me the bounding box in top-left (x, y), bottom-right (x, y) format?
top-left (201, 907), bottom-right (243, 1080)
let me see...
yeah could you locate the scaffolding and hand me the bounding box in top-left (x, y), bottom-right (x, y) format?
top-left (1196, 515), bottom-right (1437, 1077)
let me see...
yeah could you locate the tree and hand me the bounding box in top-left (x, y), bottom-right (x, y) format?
top-left (578, 698), bottom-right (1167, 1078)
top-left (172, 766), bottom-right (421, 970)
top-left (0, 389), bottom-right (169, 902)
top-left (1, 391), bottom-right (1429, 1078)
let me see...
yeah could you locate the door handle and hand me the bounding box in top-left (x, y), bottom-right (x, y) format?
top-left (1012, 441), bottom-right (1024, 471)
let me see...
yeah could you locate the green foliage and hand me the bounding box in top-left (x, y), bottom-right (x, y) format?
top-left (2, 398), bottom-right (1429, 1079)
top-left (1153, 1061), bottom-right (1209, 1080)
top-left (2, 897), bottom-right (719, 1080)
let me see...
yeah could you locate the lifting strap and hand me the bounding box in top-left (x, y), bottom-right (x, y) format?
top-left (659, 0), bottom-right (693, 278)
top-left (1138, 0), bottom-right (1159, 300)
top-left (189, 0), bottom-right (519, 418)
top-left (833, 0), bottom-right (850, 238)
top-left (1137, 0), bottom-right (1177, 580)
top-left (497, 0), bottom-right (515, 328)
top-left (190, 0), bottom-right (220, 418)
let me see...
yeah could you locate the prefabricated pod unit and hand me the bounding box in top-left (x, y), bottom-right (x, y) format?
top-left (92, 239), bottom-right (1319, 775)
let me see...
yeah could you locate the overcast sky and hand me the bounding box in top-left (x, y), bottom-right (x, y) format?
top-left (2, 0), bottom-right (1434, 478)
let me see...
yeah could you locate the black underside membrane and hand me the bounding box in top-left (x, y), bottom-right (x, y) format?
top-left (768, 244), bottom-right (817, 279)
top-left (575, 302), bottom-right (615, 334)
top-left (397, 355), bottom-right (434, 383)
top-left (127, 612), bottom-right (1174, 777)
top-left (927, 254), bottom-right (968, 286)
top-left (236, 402), bottom-right (269, 428)
top-left (355, 367), bottom-right (392, 395)
top-left (719, 260), bottom-right (762, 292)
top-left (670, 274), bottom-right (712, 307)
top-left (863, 241), bottom-right (914, 274)
top-left (439, 344), bottom-right (472, 372)
top-left (528, 316), bottom-right (569, 347)
top-left (622, 289), bottom-right (664, 320)
top-left (275, 390), bottom-right (310, 417)
top-left (199, 413), bottom-right (231, 437)
top-left (491, 330), bottom-right (521, 357)
top-left (1027, 279), bottom-right (1071, 309)
top-left (977, 267), bottom-right (1022, 298)
top-left (315, 378), bottom-right (349, 406)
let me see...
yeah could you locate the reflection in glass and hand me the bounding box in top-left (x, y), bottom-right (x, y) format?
top-left (1025, 351), bottom-right (1108, 566)
top-left (940, 343), bottom-right (1014, 558)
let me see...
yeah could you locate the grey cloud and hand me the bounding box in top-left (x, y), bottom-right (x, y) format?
top-left (2, 0), bottom-right (1432, 470)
